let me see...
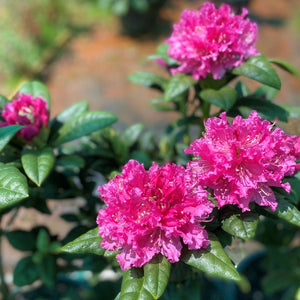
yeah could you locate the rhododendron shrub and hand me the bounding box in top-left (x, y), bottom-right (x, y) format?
top-left (0, 93), bottom-right (49, 141)
top-left (185, 111), bottom-right (300, 211)
top-left (97, 159), bottom-right (213, 270)
top-left (167, 2), bottom-right (258, 80)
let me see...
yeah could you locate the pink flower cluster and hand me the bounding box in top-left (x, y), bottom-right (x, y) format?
top-left (1, 93), bottom-right (49, 141)
top-left (167, 2), bottom-right (258, 80)
top-left (97, 160), bottom-right (213, 270)
top-left (185, 111), bottom-right (300, 212)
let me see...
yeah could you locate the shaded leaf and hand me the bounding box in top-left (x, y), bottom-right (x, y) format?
top-left (14, 256), bottom-right (39, 286)
top-left (232, 55), bottom-right (281, 89)
top-left (6, 230), bottom-right (37, 251)
top-left (121, 123), bottom-right (144, 147)
top-left (0, 125), bottom-right (23, 152)
top-left (151, 98), bottom-right (175, 111)
top-left (21, 147), bottom-right (55, 186)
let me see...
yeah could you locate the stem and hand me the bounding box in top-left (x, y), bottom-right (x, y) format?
top-left (0, 217), bottom-right (10, 299)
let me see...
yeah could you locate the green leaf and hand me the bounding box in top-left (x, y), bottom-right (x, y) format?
top-left (61, 227), bottom-right (105, 256)
top-left (232, 55), bottom-right (281, 90)
top-left (0, 125), bottom-right (23, 152)
top-left (129, 72), bottom-right (167, 90)
top-left (268, 58), bottom-right (300, 77)
top-left (151, 98), bottom-right (175, 111)
top-left (0, 95), bottom-right (9, 110)
top-left (221, 212), bottom-right (259, 240)
top-left (267, 194), bottom-right (300, 227)
top-left (18, 81), bottom-right (51, 110)
top-left (121, 123), bottom-right (144, 148)
top-left (164, 73), bottom-right (195, 102)
top-left (38, 255), bottom-right (56, 287)
top-left (253, 85), bottom-right (279, 101)
top-left (120, 268), bottom-right (153, 300)
top-left (0, 163), bottom-right (28, 210)
top-left (147, 44), bottom-right (178, 66)
top-left (6, 230), bottom-right (37, 251)
top-left (14, 256), bottom-right (39, 286)
top-left (235, 98), bottom-right (289, 121)
top-left (144, 255), bottom-right (171, 299)
top-left (56, 155), bottom-right (85, 168)
top-left (200, 86), bottom-right (237, 110)
top-left (21, 147), bottom-right (55, 186)
top-left (36, 229), bottom-right (51, 254)
top-left (235, 81), bottom-right (251, 98)
top-left (52, 111), bottom-right (118, 146)
top-left (182, 233), bottom-right (241, 281)
top-left (280, 103), bottom-right (300, 118)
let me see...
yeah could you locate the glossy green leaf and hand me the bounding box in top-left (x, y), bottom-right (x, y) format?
top-left (61, 227), bottom-right (105, 256)
top-left (0, 163), bottom-right (28, 210)
top-left (129, 72), bottom-right (167, 90)
top-left (268, 58), bottom-right (300, 77)
top-left (221, 212), bottom-right (259, 240)
top-left (121, 123), bottom-right (144, 147)
top-left (164, 73), bottom-right (195, 102)
top-left (236, 98), bottom-right (289, 121)
top-left (52, 111), bottom-right (118, 146)
top-left (232, 55), bottom-right (281, 89)
top-left (182, 233), bottom-right (240, 281)
top-left (14, 256), bottom-right (39, 286)
top-left (120, 268), bottom-right (153, 300)
top-left (0, 125), bottom-right (23, 152)
top-left (267, 194), bottom-right (300, 227)
top-left (200, 86), bottom-right (237, 110)
top-left (144, 255), bottom-right (171, 299)
top-left (6, 230), bottom-right (37, 251)
top-left (18, 81), bottom-right (51, 110)
top-left (21, 147), bottom-right (55, 186)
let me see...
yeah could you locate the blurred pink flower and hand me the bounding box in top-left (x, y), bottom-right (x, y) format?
top-left (97, 160), bottom-right (213, 270)
top-left (1, 93), bottom-right (49, 141)
top-left (185, 111), bottom-right (300, 212)
top-left (167, 2), bottom-right (258, 80)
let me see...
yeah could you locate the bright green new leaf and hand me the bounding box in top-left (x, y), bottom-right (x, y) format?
top-left (232, 55), bottom-right (281, 90)
top-left (120, 268), bottom-right (153, 300)
top-left (200, 86), bottom-right (237, 110)
top-left (144, 255), bottom-right (171, 299)
top-left (129, 72), bottom-right (167, 90)
top-left (121, 123), bottom-right (144, 148)
top-left (222, 213), bottom-right (259, 240)
top-left (0, 125), bottom-right (23, 152)
top-left (164, 73), bottom-right (195, 102)
top-left (0, 163), bottom-right (28, 210)
top-left (18, 81), bottom-right (51, 110)
top-left (182, 233), bottom-right (241, 282)
top-left (61, 227), bottom-right (105, 256)
top-left (52, 111), bottom-right (118, 146)
top-left (21, 147), bottom-right (55, 186)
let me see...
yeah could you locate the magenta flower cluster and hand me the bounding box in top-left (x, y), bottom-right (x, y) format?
top-left (185, 111), bottom-right (300, 212)
top-left (167, 2), bottom-right (258, 80)
top-left (97, 160), bottom-right (213, 270)
top-left (1, 93), bottom-right (49, 141)
top-left (97, 111), bottom-right (300, 270)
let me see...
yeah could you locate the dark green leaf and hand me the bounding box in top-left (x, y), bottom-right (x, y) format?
top-left (61, 227), bottom-right (105, 256)
top-left (279, 103), bottom-right (300, 118)
top-left (14, 256), bottom-right (39, 286)
top-left (6, 230), bottom-right (36, 251)
top-left (182, 233), bottom-right (241, 281)
top-left (18, 81), bottom-right (51, 110)
top-left (36, 228), bottom-right (51, 254)
top-left (268, 58), bottom-right (300, 77)
top-left (267, 194), bottom-right (300, 227)
top-left (56, 155), bottom-right (85, 168)
top-left (200, 86), bottom-right (237, 110)
top-left (0, 163), bottom-right (28, 210)
top-left (164, 73), bottom-right (195, 102)
top-left (232, 55), bottom-right (281, 89)
top-left (52, 111), bottom-right (117, 146)
top-left (21, 147), bottom-right (55, 186)
top-left (38, 255), bottom-right (56, 287)
top-left (121, 123), bottom-right (144, 147)
top-left (235, 81), bottom-right (250, 98)
top-left (221, 212), bottom-right (258, 240)
top-left (144, 255), bottom-right (170, 299)
top-left (120, 268), bottom-right (153, 300)
top-left (129, 72), bottom-right (167, 90)
top-left (0, 125), bottom-right (23, 152)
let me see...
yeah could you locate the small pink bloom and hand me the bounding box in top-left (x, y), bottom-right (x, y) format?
top-left (185, 111), bottom-right (300, 212)
top-left (167, 2), bottom-right (258, 80)
top-left (97, 160), bottom-right (213, 270)
top-left (1, 93), bottom-right (49, 141)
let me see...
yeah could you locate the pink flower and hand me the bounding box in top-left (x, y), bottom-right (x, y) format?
top-left (97, 160), bottom-right (213, 270)
top-left (167, 2), bottom-right (258, 80)
top-left (1, 93), bottom-right (49, 141)
top-left (185, 111), bottom-right (300, 212)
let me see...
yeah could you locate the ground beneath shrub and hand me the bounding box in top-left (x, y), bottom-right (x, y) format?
top-left (2, 0), bottom-right (300, 290)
